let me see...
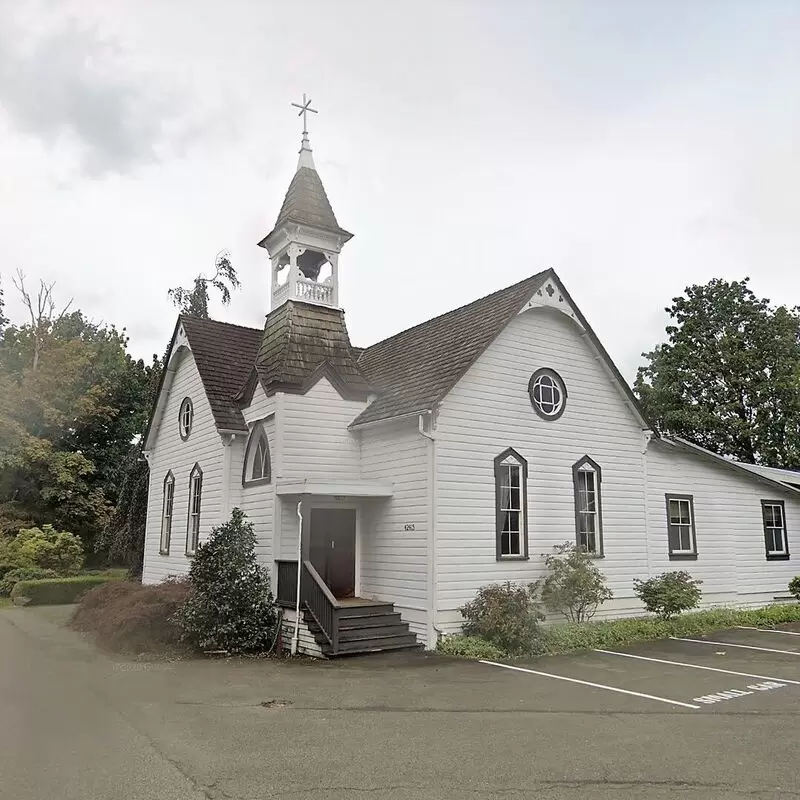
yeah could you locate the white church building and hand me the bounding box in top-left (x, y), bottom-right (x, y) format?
top-left (141, 119), bottom-right (800, 657)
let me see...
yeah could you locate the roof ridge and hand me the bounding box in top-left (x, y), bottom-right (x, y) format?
top-left (360, 269), bottom-right (551, 354)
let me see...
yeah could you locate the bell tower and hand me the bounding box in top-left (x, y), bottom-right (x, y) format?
top-left (258, 94), bottom-right (353, 310)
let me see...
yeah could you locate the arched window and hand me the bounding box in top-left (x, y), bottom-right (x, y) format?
top-left (160, 471), bottom-right (174, 555)
top-left (185, 463), bottom-right (203, 556)
top-left (573, 456), bottom-right (603, 555)
top-left (179, 397), bottom-right (193, 440)
top-left (494, 448), bottom-right (529, 560)
top-left (243, 424), bottom-right (271, 485)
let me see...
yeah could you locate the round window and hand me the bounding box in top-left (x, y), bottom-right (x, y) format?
top-left (528, 369), bottom-right (567, 420)
top-left (179, 397), bottom-right (194, 440)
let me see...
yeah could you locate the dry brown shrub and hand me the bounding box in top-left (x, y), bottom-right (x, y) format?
top-left (70, 579), bottom-right (191, 656)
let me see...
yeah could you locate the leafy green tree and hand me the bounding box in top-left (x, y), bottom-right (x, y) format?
top-left (635, 278), bottom-right (800, 467)
top-left (0, 276), bottom-right (154, 546)
top-left (168, 251), bottom-right (240, 319)
top-left (178, 509), bottom-right (278, 654)
top-left (0, 276), bottom-right (7, 338)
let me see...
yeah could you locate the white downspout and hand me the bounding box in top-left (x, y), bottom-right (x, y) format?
top-left (418, 412), bottom-right (440, 648)
top-left (291, 500), bottom-right (303, 656)
top-left (642, 430), bottom-right (653, 575)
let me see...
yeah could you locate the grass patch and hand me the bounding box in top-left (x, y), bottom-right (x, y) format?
top-left (70, 579), bottom-right (190, 656)
top-left (441, 603), bottom-right (800, 660)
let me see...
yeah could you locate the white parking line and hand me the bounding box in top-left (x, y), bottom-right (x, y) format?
top-left (672, 637), bottom-right (800, 656)
top-left (595, 649), bottom-right (800, 685)
top-left (737, 626), bottom-right (800, 637)
top-left (479, 660), bottom-right (700, 710)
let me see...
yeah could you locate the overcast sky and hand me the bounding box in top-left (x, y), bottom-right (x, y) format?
top-left (1, 0), bottom-right (798, 380)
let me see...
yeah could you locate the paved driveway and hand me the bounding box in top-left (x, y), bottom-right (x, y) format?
top-left (2, 606), bottom-right (799, 799)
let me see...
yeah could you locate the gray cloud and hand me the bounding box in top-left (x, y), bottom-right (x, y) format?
top-left (0, 17), bottom-right (170, 175)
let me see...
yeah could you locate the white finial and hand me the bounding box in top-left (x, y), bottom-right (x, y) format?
top-left (291, 93), bottom-right (318, 170)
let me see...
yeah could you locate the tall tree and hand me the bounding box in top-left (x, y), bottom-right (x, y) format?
top-left (167, 251), bottom-right (240, 318)
top-left (0, 276), bottom-right (7, 337)
top-left (0, 280), bottom-right (153, 544)
top-left (635, 278), bottom-right (800, 467)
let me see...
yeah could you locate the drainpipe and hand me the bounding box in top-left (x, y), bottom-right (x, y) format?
top-left (418, 412), bottom-right (441, 648)
top-left (291, 500), bottom-right (303, 656)
top-left (642, 430), bottom-right (653, 575)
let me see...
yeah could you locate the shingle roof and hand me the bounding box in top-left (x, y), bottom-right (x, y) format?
top-left (263, 166), bottom-right (352, 242)
top-left (180, 315), bottom-right (262, 432)
top-left (352, 270), bottom-right (550, 427)
top-left (255, 300), bottom-right (370, 398)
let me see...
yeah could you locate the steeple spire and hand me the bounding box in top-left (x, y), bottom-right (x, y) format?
top-left (257, 95), bottom-right (353, 312)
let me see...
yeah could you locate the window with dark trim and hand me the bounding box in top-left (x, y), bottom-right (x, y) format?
top-left (761, 500), bottom-right (789, 560)
top-left (179, 397), bottom-right (193, 440)
top-left (186, 463), bottom-right (203, 556)
top-left (665, 494), bottom-right (697, 559)
top-left (160, 471), bottom-right (174, 555)
top-left (494, 448), bottom-right (528, 560)
top-left (528, 368), bottom-right (567, 421)
top-left (242, 426), bottom-right (271, 485)
top-left (573, 456), bottom-right (603, 555)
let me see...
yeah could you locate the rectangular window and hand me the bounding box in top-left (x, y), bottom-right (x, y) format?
top-left (665, 494), bottom-right (697, 559)
top-left (160, 474), bottom-right (174, 555)
top-left (186, 467), bottom-right (203, 556)
top-left (573, 458), bottom-right (603, 555)
top-left (494, 449), bottom-right (528, 560)
top-left (761, 500), bottom-right (789, 560)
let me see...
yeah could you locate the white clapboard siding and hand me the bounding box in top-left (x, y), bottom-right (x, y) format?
top-left (242, 385), bottom-right (276, 426)
top-left (280, 379), bottom-right (364, 481)
top-left (239, 416), bottom-right (277, 568)
top-left (360, 418), bottom-right (429, 638)
top-left (647, 441), bottom-right (800, 607)
top-left (280, 609), bottom-right (324, 658)
top-left (433, 307), bottom-right (648, 632)
top-left (142, 349), bottom-right (226, 584)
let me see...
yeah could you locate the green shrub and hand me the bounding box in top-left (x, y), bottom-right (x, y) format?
top-left (0, 567), bottom-right (57, 597)
top-left (177, 508), bottom-right (278, 654)
top-left (633, 570), bottom-right (703, 619)
top-left (540, 603), bottom-right (800, 655)
top-left (0, 535), bottom-right (34, 578)
top-left (71, 579), bottom-right (190, 655)
top-left (535, 542), bottom-right (613, 622)
top-left (15, 525), bottom-right (84, 575)
top-left (10, 575), bottom-right (120, 606)
top-left (460, 581), bottom-right (545, 656)
top-left (437, 634), bottom-right (507, 660)
top-left (789, 576), bottom-right (800, 602)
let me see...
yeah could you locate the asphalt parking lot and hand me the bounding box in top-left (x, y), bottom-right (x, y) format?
top-left (2, 607), bottom-right (799, 800)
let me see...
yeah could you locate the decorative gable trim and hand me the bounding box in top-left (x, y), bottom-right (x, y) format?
top-left (519, 277), bottom-right (581, 326)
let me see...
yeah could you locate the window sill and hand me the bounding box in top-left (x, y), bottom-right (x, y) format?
top-left (669, 553), bottom-right (698, 561)
top-left (496, 555), bottom-right (530, 562)
top-left (766, 553), bottom-right (790, 561)
top-left (242, 476), bottom-right (272, 488)
top-left (159, 549), bottom-right (170, 557)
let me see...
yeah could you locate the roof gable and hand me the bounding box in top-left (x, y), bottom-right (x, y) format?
top-left (352, 271), bottom-right (550, 427)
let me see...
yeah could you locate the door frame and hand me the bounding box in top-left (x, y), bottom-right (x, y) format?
top-left (302, 499), bottom-right (361, 598)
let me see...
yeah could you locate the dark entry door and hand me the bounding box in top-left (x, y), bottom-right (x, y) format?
top-left (309, 508), bottom-right (356, 598)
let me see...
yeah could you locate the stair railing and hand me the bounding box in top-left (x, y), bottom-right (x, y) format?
top-left (300, 560), bottom-right (342, 655)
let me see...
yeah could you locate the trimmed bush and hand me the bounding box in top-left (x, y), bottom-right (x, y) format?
top-left (789, 576), bottom-right (800, 602)
top-left (633, 570), bottom-right (703, 619)
top-left (0, 567), bottom-right (57, 597)
top-left (177, 509), bottom-right (278, 654)
top-left (535, 542), bottom-right (613, 622)
top-left (437, 634), bottom-right (507, 660)
top-left (10, 575), bottom-right (120, 606)
top-left (71, 579), bottom-right (190, 655)
top-left (460, 581), bottom-right (545, 656)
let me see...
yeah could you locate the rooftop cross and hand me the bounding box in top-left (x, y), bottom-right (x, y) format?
top-left (291, 93), bottom-right (318, 135)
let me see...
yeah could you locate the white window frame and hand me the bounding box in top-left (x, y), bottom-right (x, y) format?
top-left (186, 463), bottom-right (203, 556)
top-left (160, 471), bottom-right (174, 555)
top-left (494, 448), bottom-right (528, 560)
top-left (666, 494), bottom-right (697, 559)
top-left (761, 500), bottom-right (789, 560)
top-left (179, 397), bottom-right (193, 440)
